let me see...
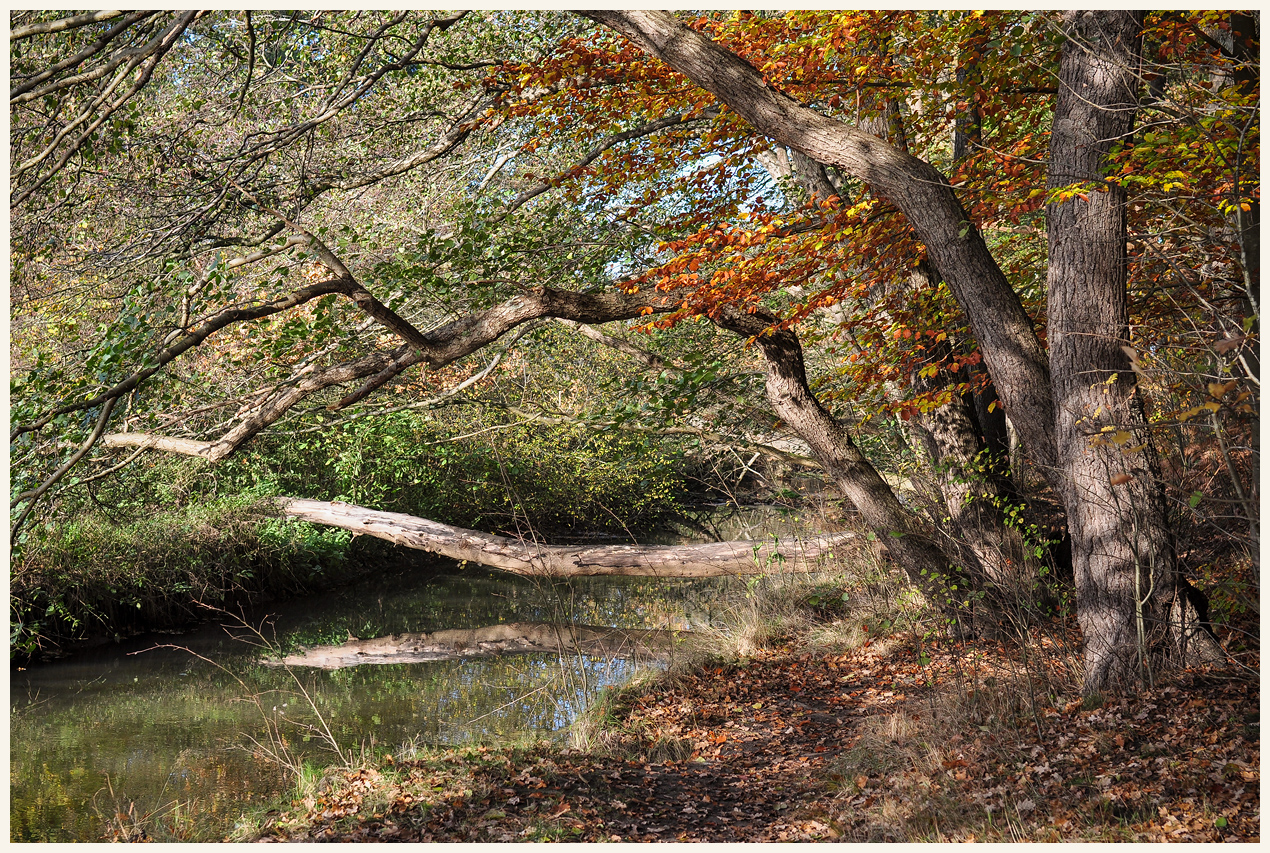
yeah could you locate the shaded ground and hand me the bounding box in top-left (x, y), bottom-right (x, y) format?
top-left (252, 633), bottom-right (1259, 843)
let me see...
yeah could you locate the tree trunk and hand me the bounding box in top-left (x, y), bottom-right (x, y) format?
top-left (279, 498), bottom-right (854, 578)
top-left (906, 337), bottom-right (1030, 589)
top-left (1047, 11), bottom-right (1223, 694)
top-left (271, 621), bottom-right (679, 669)
top-left (710, 307), bottom-right (973, 617)
top-left (582, 10), bottom-right (1062, 478)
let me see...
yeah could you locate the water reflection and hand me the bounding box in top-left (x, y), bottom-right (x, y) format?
top-left (12, 504), bottom-right (834, 842)
top-left (10, 559), bottom-right (737, 842)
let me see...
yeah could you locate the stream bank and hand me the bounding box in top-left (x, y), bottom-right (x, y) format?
top-left (251, 618), bottom-right (1259, 843)
top-left (11, 502), bottom-right (832, 842)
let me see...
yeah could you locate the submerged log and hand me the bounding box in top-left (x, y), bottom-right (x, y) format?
top-left (279, 498), bottom-right (854, 578)
top-left (270, 621), bottom-right (680, 669)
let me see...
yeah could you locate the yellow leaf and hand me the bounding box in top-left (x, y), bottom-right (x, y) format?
top-left (1203, 401), bottom-right (1222, 413)
top-left (1110, 430), bottom-right (1133, 445)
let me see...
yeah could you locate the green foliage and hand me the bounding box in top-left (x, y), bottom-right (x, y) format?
top-left (10, 497), bottom-right (355, 660)
top-left (11, 408), bottom-right (685, 657)
top-left (218, 412), bottom-right (682, 533)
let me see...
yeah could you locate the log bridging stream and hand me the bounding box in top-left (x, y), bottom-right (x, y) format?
top-left (279, 498), bottom-right (854, 578)
top-left (271, 622), bottom-right (680, 669)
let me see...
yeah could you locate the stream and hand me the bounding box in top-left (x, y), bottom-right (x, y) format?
top-left (10, 505), bottom-right (828, 842)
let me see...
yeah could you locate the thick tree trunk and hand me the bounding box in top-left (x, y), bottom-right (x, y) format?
top-left (710, 307), bottom-right (973, 616)
top-left (1048, 11), bottom-right (1223, 694)
top-left (279, 498), bottom-right (854, 578)
top-left (582, 10), bottom-right (1061, 479)
top-left (271, 621), bottom-right (679, 669)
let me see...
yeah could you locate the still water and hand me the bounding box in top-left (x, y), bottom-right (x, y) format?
top-left (11, 506), bottom-right (823, 842)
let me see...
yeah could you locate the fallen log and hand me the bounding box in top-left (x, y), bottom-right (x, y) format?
top-left (279, 498), bottom-right (854, 578)
top-left (270, 621), bottom-right (679, 669)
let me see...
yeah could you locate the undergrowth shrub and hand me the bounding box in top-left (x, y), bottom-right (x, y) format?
top-left (10, 497), bottom-right (356, 660)
top-left (85, 412), bottom-right (684, 535)
top-left (11, 411), bottom-right (687, 658)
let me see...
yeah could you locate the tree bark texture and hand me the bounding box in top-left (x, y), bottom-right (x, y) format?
top-left (271, 621), bottom-right (679, 669)
top-left (711, 307), bottom-right (972, 614)
top-left (1047, 11), bottom-right (1222, 693)
top-left (582, 10), bottom-right (1061, 479)
top-left (279, 498), bottom-right (855, 578)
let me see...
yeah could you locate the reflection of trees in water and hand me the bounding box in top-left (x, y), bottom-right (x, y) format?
top-left (11, 647), bottom-right (639, 841)
top-left (271, 565), bottom-right (741, 649)
top-left (13, 509), bottom-right (806, 841)
top-left (670, 501), bottom-right (841, 544)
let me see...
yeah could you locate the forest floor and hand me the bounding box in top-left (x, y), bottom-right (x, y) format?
top-left (249, 623), bottom-right (1259, 843)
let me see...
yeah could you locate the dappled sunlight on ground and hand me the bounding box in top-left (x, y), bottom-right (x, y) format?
top-left (253, 629), bottom-right (1258, 842)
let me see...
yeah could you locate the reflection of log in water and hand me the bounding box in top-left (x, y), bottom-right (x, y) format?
top-left (280, 498), bottom-right (854, 577)
top-left (270, 622), bottom-right (681, 670)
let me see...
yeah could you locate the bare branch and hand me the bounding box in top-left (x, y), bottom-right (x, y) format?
top-left (10, 11), bottom-right (155, 102)
top-left (553, 317), bottom-right (677, 372)
top-left (10, 10), bottom-right (126, 41)
top-left (504, 111), bottom-right (716, 212)
top-left (11, 11), bottom-right (200, 209)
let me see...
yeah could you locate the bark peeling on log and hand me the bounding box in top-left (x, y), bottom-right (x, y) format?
top-left (278, 498), bottom-right (855, 577)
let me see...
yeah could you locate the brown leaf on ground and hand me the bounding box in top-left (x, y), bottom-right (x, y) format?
top-left (253, 633), bottom-right (1259, 843)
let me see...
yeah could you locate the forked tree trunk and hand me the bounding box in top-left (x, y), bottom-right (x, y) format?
top-left (280, 498), bottom-right (854, 577)
top-left (1048, 11), bottom-right (1224, 693)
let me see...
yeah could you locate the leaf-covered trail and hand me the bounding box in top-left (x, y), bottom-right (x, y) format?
top-left (254, 635), bottom-right (1258, 842)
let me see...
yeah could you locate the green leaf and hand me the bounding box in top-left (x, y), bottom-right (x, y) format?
top-left (1188, 491), bottom-right (1203, 508)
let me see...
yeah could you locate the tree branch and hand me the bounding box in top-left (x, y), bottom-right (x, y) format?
top-left (10, 10), bottom-right (126, 41)
top-left (580, 10), bottom-right (1061, 477)
top-left (504, 111), bottom-right (717, 212)
top-left (11, 397), bottom-right (118, 541)
top-left (98, 288), bottom-right (678, 461)
top-left (11, 277), bottom-right (353, 443)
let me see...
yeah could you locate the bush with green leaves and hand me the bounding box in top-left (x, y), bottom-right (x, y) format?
top-left (11, 411), bottom-right (686, 658)
top-left (10, 496), bottom-right (356, 660)
top-left (212, 412), bottom-right (684, 533)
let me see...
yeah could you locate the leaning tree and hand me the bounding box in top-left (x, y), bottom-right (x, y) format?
top-left (11, 10), bottom-right (1255, 693)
